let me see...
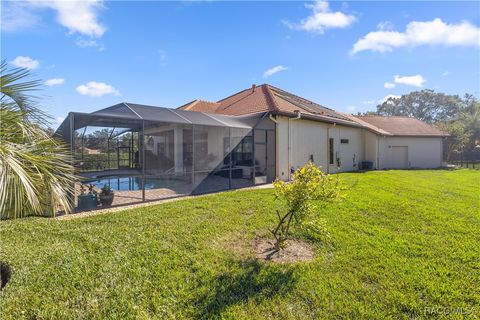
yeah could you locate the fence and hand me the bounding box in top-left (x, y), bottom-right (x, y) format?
top-left (449, 160), bottom-right (480, 169)
top-left (448, 148), bottom-right (480, 169)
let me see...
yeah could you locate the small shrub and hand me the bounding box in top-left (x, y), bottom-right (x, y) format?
top-left (271, 161), bottom-right (341, 250)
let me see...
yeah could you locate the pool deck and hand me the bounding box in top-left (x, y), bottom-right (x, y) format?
top-left (62, 183), bottom-right (273, 220)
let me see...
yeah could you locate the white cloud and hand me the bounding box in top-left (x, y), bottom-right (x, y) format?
top-left (10, 56), bottom-right (39, 70)
top-left (75, 38), bottom-right (105, 51)
top-left (57, 116), bottom-right (65, 124)
top-left (346, 106), bottom-right (357, 112)
top-left (442, 71), bottom-right (450, 76)
top-left (394, 74), bottom-right (426, 87)
top-left (384, 82), bottom-right (395, 89)
top-left (351, 18), bottom-right (480, 54)
top-left (377, 21), bottom-right (394, 31)
top-left (45, 78), bottom-right (65, 86)
top-left (263, 65), bottom-right (288, 78)
top-left (76, 81), bottom-right (119, 97)
top-left (76, 39), bottom-right (97, 47)
top-left (1, 1), bottom-right (40, 32)
top-left (284, 0), bottom-right (356, 34)
top-left (380, 94), bottom-right (401, 104)
top-left (29, 0), bottom-right (106, 37)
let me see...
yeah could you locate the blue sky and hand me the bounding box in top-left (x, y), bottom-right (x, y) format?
top-left (2, 1), bottom-right (479, 128)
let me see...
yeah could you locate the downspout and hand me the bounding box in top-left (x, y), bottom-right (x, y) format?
top-left (269, 114), bottom-right (279, 181)
top-left (288, 110), bottom-right (301, 180)
top-left (376, 135), bottom-right (381, 170)
top-left (268, 114), bottom-right (278, 124)
top-left (326, 122), bottom-right (336, 173)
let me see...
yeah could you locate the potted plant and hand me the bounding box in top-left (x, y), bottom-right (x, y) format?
top-left (77, 184), bottom-right (98, 210)
top-left (99, 184), bottom-right (115, 206)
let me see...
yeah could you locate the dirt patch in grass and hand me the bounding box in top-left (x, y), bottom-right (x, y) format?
top-left (254, 238), bottom-right (314, 263)
top-left (211, 231), bottom-right (251, 259)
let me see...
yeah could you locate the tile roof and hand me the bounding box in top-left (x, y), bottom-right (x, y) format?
top-left (356, 116), bottom-right (448, 136)
top-left (338, 113), bottom-right (392, 136)
top-left (177, 99), bottom-right (220, 113)
top-left (178, 84), bottom-right (357, 125)
top-left (177, 84), bottom-right (449, 136)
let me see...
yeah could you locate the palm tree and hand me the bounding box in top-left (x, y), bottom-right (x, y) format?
top-left (0, 61), bottom-right (77, 219)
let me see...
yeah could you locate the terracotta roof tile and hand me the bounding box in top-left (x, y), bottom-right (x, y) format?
top-left (356, 116), bottom-right (448, 136)
top-left (176, 84), bottom-right (448, 136)
top-left (177, 99), bottom-right (219, 113)
top-left (338, 113), bottom-right (392, 135)
top-left (178, 84), bottom-right (354, 123)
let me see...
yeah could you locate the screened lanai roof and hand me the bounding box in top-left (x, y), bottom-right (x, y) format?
top-left (55, 102), bottom-right (264, 144)
top-left (92, 102), bottom-right (259, 128)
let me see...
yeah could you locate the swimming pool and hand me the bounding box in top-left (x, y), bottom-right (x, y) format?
top-left (85, 176), bottom-right (187, 191)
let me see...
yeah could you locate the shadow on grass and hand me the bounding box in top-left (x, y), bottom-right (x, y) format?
top-left (0, 261), bottom-right (11, 290)
top-left (195, 258), bottom-right (295, 319)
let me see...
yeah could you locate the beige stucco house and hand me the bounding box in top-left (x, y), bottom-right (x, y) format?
top-left (57, 83), bottom-right (449, 209)
top-left (180, 84), bottom-right (448, 181)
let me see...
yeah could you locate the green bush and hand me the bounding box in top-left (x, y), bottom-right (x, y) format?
top-left (271, 161), bottom-right (341, 250)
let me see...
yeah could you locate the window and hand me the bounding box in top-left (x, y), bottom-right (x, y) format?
top-left (340, 139), bottom-right (349, 144)
top-left (329, 138), bottom-right (334, 164)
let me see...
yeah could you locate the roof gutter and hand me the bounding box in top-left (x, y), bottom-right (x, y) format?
top-left (272, 110), bottom-right (363, 129)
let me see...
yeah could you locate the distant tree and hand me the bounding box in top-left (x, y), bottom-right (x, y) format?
top-left (435, 121), bottom-right (469, 160)
top-left (376, 90), bottom-right (463, 124)
top-left (84, 128), bottom-right (111, 152)
top-left (460, 99), bottom-right (480, 150)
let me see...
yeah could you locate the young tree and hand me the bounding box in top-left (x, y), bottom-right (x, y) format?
top-left (271, 162), bottom-right (341, 251)
top-left (0, 61), bottom-right (77, 219)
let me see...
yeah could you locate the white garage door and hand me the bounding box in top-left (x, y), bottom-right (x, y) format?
top-left (391, 146), bottom-right (408, 169)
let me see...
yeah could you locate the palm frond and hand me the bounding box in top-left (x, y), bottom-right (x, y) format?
top-left (0, 60), bottom-right (51, 123)
top-left (0, 62), bottom-right (77, 219)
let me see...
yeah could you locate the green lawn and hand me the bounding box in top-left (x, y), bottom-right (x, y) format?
top-left (1, 170), bottom-right (479, 319)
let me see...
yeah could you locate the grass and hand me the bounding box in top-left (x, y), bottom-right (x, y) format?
top-left (1, 169), bottom-right (479, 319)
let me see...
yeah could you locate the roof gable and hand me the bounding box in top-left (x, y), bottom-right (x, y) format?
top-left (178, 99), bottom-right (220, 113)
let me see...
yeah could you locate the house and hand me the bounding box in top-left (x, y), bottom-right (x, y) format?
top-left (178, 84), bottom-right (448, 180)
top-left (56, 84), bottom-right (447, 209)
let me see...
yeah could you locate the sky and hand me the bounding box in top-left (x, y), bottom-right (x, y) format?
top-left (2, 0), bottom-right (480, 128)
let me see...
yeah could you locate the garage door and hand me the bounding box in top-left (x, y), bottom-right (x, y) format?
top-left (391, 146), bottom-right (408, 169)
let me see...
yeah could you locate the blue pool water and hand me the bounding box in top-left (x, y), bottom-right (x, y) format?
top-left (86, 176), bottom-right (186, 191)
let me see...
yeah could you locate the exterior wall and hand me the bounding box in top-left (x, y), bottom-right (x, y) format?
top-left (275, 116), bottom-right (364, 181)
top-left (274, 116), bottom-right (444, 180)
top-left (378, 136), bottom-right (443, 169)
top-left (328, 125), bottom-right (364, 172)
top-left (364, 131), bottom-right (378, 168)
